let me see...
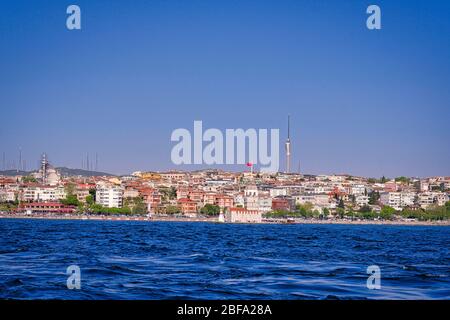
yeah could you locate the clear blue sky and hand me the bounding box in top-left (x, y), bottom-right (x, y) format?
top-left (1, 0), bottom-right (449, 177)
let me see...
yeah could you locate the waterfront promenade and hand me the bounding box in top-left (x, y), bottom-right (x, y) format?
top-left (1, 213), bottom-right (449, 226)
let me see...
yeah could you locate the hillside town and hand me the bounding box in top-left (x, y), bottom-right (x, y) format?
top-left (1, 154), bottom-right (449, 224)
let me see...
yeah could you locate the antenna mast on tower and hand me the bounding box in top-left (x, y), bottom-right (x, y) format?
top-left (285, 115), bottom-right (291, 173)
top-left (18, 148), bottom-right (22, 172)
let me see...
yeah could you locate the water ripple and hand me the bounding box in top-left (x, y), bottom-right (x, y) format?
top-left (0, 219), bottom-right (449, 299)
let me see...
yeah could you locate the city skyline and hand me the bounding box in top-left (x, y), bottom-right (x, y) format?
top-left (1, 0), bottom-right (449, 177)
top-left (0, 148), bottom-right (448, 180)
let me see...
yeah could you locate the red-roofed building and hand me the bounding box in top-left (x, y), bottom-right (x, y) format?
top-left (215, 195), bottom-right (234, 209)
top-left (189, 190), bottom-right (205, 203)
top-left (178, 198), bottom-right (197, 215)
top-left (18, 202), bottom-right (76, 214)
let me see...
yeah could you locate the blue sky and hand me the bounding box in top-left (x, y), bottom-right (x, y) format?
top-left (1, 0), bottom-right (449, 177)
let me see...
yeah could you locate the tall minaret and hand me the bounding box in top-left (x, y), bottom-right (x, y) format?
top-left (41, 153), bottom-right (48, 184)
top-left (285, 115), bottom-right (291, 173)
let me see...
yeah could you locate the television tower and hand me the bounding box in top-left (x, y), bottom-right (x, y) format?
top-left (285, 115), bottom-right (291, 173)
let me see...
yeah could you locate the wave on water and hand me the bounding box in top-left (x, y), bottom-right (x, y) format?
top-left (0, 219), bottom-right (449, 299)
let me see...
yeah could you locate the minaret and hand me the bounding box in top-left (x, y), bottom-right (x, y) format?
top-left (285, 115), bottom-right (291, 173)
top-left (41, 153), bottom-right (48, 184)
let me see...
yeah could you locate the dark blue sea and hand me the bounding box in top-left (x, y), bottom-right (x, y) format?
top-left (0, 218), bottom-right (449, 299)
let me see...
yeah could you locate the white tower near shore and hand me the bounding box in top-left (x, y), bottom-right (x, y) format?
top-left (285, 115), bottom-right (291, 173)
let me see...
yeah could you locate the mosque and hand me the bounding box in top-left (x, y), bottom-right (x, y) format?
top-left (32, 153), bottom-right (61, 186)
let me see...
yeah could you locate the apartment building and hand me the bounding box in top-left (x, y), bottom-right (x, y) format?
top-left (272, 196), bottom-right (296, 212)
top-left (355, 195), bottom-right (370, 207)
top-left (95, 184), bottom-right (124, 208)
top-left (178, 198), bottom-right (197, 216)
top-left (21, 185), bottom-right (66, 202)
top-left (380, 192), bottom-right (416, 210)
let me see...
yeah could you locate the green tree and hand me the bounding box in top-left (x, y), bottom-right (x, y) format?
top-left (131, 197), bottom-right (147, 215)
top-left (395, 176), bottom-right (410, 184)
top-left (166, 205), bottom-right (181, 214)
top-left (359, 205), bottom-right (372, 213)
top-left (89, 188), bottom-right (96, 202)
top-left (168, 187), bottom-right (177, 200)
top-left (61, 182), bottom-right (79, 206)
top-left (380, 205), bottom-right (396, 220)
top-left (336, 207), bottom-right (345, 218)
top-left (61, 194), bottom-right (80, 206)
top-left (264, 210), bottom-right (291, 218)
top-left (85, 194), bottom-right (94, 205)
top-left (22, 176), bottom-right (37, 183)
top-left (200, 204), bottom-right (221, 216)
top-left (368, 191), bottom-right (380, 205)
top-left (65, 183), bottom-right (76, 196)
top-left (338, 198), bottom-right (345, 209)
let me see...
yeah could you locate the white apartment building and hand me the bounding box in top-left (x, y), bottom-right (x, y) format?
top-left (420, 181), bottom-right (429, 192)
top-left (160, 172), bottom-right (186, 182)
top-left (355, 195), bottom-right (370, 206)
top-left (285, 185), bottom-right (303, 195)
top-left (258, 197), bottom-right (272, 213)
top-left (380, 192), bottom-right (416, 210)
top-left (436, 193), bottom-right (449, 206)
top-left (418, 193), bottom-right (435, 208)
top-left (314, 185), bottom-right (333, 194)
top-left (294, 194), bottom-right (314, 205)
top-left (96, 184), bottom-right (124, 208)
top-left (123, 188), bottom-right (139, 199)
top-left (0, 189), bottom-right (17, 202)
top-left (269, 187), bottom-right (287, 197)
top-left (233, 194), bottom-right (245, 207)
top-left (294, 194), bottom-right (332, 208)
top-left (351, 185), bottom-right (367, 196)
top-left (21, 186), bottom-right (66, 202)
top-left (418, 192), bottom-right (448, 208)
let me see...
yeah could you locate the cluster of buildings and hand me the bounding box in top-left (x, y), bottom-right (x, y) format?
top-left (0, 155), bottom-right (449, 223)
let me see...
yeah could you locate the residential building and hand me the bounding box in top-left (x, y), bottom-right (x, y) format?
top-left (96, 184), bottom-right (124, 208)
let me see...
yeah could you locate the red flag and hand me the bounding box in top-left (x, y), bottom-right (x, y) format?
top-left (246, 162), bottom-right (253, 167)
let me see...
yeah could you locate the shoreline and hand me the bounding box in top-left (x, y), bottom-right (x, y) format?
top-left (0, 214), bottom-right (449, 226)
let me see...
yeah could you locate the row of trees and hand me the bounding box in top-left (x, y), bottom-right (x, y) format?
top-left (61, 184), bottom-right (147, 215)
top-left (366, 176), bottom-right (409, 184)
top-left (264, 201), bottom-right (450, 221)
top-left (264, 203), bottom-right (324, 219)
top-left (164, 204), bottom-right (221, 216)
